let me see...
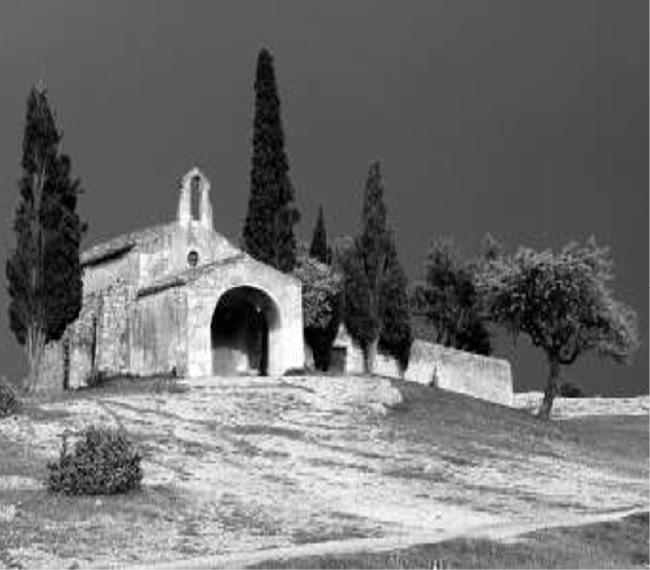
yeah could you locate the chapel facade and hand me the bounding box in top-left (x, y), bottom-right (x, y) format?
top-left (39, 168), bottom-right (304, 390)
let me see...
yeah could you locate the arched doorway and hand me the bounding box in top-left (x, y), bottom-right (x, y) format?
top-left (210, 287), bottom-right (280, 376)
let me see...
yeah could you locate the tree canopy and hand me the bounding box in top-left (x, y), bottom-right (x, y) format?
top-left (6, 85), bottom-right (85, 391)
top-left (342, 162), bottom-right (412, 372)
top-left (480, 237), bottom-right (639, 418)
top-left (412, 237), bottom-right (492, 356)
top-left (243, 48), bottom-right (299, 273)
top-left (309, 206), bottom-right (330, 265)
top-left (293, 249), bottom-right (342, 370)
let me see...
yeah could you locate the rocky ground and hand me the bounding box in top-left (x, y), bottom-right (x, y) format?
top-left (0, 376), bottom-right (647, 568)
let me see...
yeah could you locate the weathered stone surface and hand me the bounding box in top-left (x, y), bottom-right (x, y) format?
top-left (42, 167), bottom-right (305, 389)
top-left (187, 255), bottom-right (303, 377)
top-left (405, 340), bottom-right (513, 407)
top-left (333, 328), bottom-right (514, 407)
top-left (37, 342), bottom-right (65, 393)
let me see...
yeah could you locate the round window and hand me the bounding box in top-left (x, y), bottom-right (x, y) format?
top-left (187, 250), bottom-right (199, 267)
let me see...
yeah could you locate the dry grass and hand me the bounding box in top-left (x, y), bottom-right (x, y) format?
top-left (252, 512), bottom-right (649, 569)
top-left (0, 375), bottom-right (647, 568)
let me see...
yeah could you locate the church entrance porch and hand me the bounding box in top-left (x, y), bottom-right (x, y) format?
top-left (210, 287), bottom-right (279, 376)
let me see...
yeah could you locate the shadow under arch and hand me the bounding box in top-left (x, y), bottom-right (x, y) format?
top-left (210, 286), bottom-right (281, 376)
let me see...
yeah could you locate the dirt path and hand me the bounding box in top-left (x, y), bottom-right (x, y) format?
top-left (144, 506), bottom-right (650, 569)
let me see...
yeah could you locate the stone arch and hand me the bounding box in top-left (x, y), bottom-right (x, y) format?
top-left (177, 167), bottom-right (213, 232)
top-left (210, 286), bottom-right (281, 376)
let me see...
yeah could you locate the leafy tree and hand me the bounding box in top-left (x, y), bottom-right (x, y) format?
top-left (342, 162), bottom-right (412, 372)
top-left (482, 238), bottom-right (639, 419)
top-left (412, 238), bottom-right (492, 355)
top-left (309, 206), bottom-right (330, 264)
top-left (6, 85), bottom-right (85, 392)
top-left (294, 252), bottom-right (342, 370)
top-left (243, 48), bottom-right (299, 273)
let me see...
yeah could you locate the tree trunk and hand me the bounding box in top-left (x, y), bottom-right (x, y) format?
top-left (363, 338), bottom-right (378, 375)
top-left (25, 327), bottom-right (45, 393)
top-left (537, 358), bottom-right (561, 420)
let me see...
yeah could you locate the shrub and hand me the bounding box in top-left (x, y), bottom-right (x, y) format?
top-left (293, 251), bottom-right (343, 371)
top-left (0, 377), bottom-right (20, 418)
top-left (559, 381), bottom-right (585, 398)
top-left (48, 426), bottom-right (143, 495)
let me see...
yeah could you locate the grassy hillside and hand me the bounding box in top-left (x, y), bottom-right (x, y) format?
top-left (391, 381), bottom-right (648, 478)
top-left (254, 512), bottom-right (649, 569)
top-left (0, 375), bottom-right (647, 568)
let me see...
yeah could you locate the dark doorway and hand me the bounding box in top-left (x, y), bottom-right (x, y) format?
top-left (329, 347), bottom-right (347, 373)
top-left (210, 287), bottom-right (279, 376)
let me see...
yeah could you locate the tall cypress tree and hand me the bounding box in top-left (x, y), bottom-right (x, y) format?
top-left (343, 161), bottom-right (411, 372)
top-left (379, 240), bottom-right (413, 372)
top-left (6, 85), bottom-right (85, 392)
top-left (309, 206), bottom-right (329, 264)
top-left (243, 48), bottom-right (298, 272)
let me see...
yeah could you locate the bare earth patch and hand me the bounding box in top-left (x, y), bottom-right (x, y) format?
top-left (0, 376), bottom-right (647, 568)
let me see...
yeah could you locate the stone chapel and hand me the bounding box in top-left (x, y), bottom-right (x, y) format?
top-left (39, 167), bottom-right (304, 389)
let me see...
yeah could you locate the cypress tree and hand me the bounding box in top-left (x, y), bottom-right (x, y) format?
top-left (309, 206), bottom-right (329, 264)
top-left (243, 48), bottom-right (298, 272)
top-left (343, 162), bottom-right (412, 372)
top-left (379, 240), bottom-right (413, 372)
top-left (6, 85), bottom-right (85, 392)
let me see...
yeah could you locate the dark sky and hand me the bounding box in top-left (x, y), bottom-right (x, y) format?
top-left (0, 1), bottom-right (647, 395)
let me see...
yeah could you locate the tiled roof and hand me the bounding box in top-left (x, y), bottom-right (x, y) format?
top-left (81, 223), bottom-right (172, 266)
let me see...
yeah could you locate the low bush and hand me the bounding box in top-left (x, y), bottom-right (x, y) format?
top-left (0, 377), bottom-right (20, 418)
top-left (559, 381), bottom-right (585, 398)
top-left (48, 425), bottom-right (143, 495)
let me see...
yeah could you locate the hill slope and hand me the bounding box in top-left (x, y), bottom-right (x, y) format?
top-left (0, 376), bottom-right (647, 568)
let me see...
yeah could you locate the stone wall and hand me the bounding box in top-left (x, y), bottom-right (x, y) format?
top-left (130, 287), bottom-right (188, 377)
top-left (334, 329), bottom-right (513, 407)
top-left (83, 253), bottom-right (135, 295)
top-left (137, 223), bottom-right (239, 290)
top-left (96, 280), bottom-right (133, 376)
top-left (38, 341), bottom-right (65, 393)
top-left (405, 340), bottom-right (513, 407)
top-left (187, 255), bottom-right (304, 377)
top-left (67, 293), bottom-right (102, 389)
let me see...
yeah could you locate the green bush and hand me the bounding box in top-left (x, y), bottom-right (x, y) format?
top-left (0, 377), bottom-right (20, 418)
top-left (48, 426), bottom-right (143, 495)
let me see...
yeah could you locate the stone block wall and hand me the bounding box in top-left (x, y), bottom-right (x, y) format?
top-left (334, 329), bottom-right (513, 407)
top-left (130, 287), bottom-right (188, 377)
top-left (38, 342), bottom-right (65, 393)
top-left (83, 253), bottom-right (135, 295)
top-left (96, 280), bottom-right (133, 376)
top-left (405, 340), bottom-right (513, 407)
top-left (67, 293), bottom-right (102, 389)
top-left (186, 256), bottom-right (304, 377)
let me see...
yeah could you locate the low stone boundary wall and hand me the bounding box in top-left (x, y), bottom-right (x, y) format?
top-left (334, 331), bottom-right (513, 407)
top-left (404, 340), bottom-right (513, 407)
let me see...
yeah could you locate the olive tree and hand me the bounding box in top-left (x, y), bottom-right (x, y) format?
top-left (481, 238), bottom-right (639, 418)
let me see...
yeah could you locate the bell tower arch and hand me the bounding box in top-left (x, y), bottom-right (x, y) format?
top-left (178, 167), bottom-right (213, 232)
